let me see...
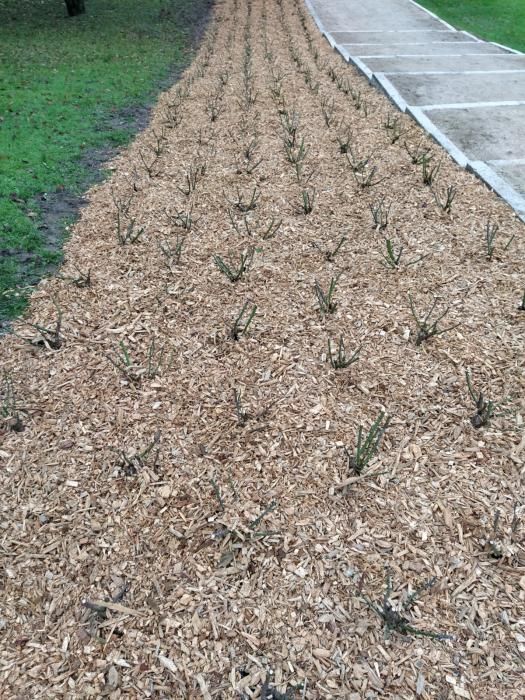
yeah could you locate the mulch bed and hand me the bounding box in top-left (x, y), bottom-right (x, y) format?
top-left (1, 0), bottom-right (524, 697)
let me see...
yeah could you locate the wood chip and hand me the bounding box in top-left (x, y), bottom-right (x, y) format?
top-left (0, 0), bottom-right (524, 697)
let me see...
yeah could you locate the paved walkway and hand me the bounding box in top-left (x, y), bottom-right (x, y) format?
top-left (305, 0), bottom-right (525, 222)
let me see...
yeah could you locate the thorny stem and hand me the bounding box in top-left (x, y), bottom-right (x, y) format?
top-left (408, 294), bottom-right (459, 345)
top-left (355, 571), bottom-right (452, 641)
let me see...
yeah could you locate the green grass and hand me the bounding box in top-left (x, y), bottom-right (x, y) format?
top-left (0, 0), bottom-right (209, 322)
top-left (416, 0), bottom-right (525, 53)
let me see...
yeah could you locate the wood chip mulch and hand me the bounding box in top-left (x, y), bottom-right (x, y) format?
top-left (1, 0), bottom-right (524, 697)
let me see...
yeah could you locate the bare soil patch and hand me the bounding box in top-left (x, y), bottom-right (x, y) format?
top-left (1, 0), bottom-right (524, 697)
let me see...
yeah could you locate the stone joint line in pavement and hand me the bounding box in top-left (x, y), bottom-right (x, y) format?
top-left (305, 0), bottom-right (525, 221)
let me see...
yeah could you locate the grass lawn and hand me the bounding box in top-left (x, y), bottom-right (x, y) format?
top-left (0, 0), bottom-right (209, 323)
top-left (416, 0), bottom-right (525, 52)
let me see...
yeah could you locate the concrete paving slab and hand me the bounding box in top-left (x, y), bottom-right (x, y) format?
top-left (310, 0), bottom-right (446, 32)
top-left (373, 74), bottom-right (410, 111)
top-left (407, 107), bottom-right (469, 166)
top-left (333, 44), bottom-right (370, 74)
top-left (386, 71), bottom-right (525, 107)
top-left (340, 50), bottom-right (375, 81)
top-left (345, 41), bottom-right (507, 57)
top-left (424, 105), bottom-right (525, 161)
top-left (490, 162), bottom-right (525, 197)
top-left (330, 29), bottom-right (471, 44)
top-left (307, 0), bottom-right (525, 221)
top-left (468, 161), bottom-right (525, 221)
top-left (364, 53), bottom-right (525, 74)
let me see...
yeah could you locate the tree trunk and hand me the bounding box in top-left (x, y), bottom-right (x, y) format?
top-left (64, 0), bottom-right (85, 16)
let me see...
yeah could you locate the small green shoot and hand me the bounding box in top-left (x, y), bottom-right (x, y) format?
top-left (382, 239), bottom-right (403, 268)
top-left (328, 337), bottom-right (360, 370)
top-left (466, 370), bottom-right (495, 429)
top-left (58, 265), bottom-right (92, 288)
top-left (106, 340), bottom-right (134, 381)
top-left (484, 218), bottom-right (514, 260)
top-left (303, 68), bottom-right (320, 94)
top-left (118, 432), bottom-right (160, 476)
top-left (284, 136), bottom-right (308, 165)
top-left (232, 187), bottom-right (260, 213)
top-left (249, 500), bottom-right (277, 531)
top-left (355, 570), bottom-right (452, 641)
top-left (383, 113), bottom-right (398, 131)
top-left (243, 137), bottom-right (259, 162)
top-left (21, 300), bottom-right (63, 350)
top-left (383, 113), bottom-right (402, 143)
top-left (178, 161), bottom-right (206, 196)
top-left (320, 95), bottom-right (337, 127)
top-left (327, 64), bottom-right (339, 83)
top-left (234, 388), bottom-right (248, 426)
top-left (117, 212), bottom-right (145, 245)
top-left (171, 206), bottom-right (199, 231)
top-left (138, 149), bottom-right (159, 178)
top-left (106, 339), bottom-right (169, 383)
top-left (313, 236), bottom-right (346, 261)
top-left (206, 90), bottom-right (223, 122)
top-left (164, 102), bottom-right (183, 128)
top-left (432, 184), bottom-right (457, 213)
top-left (214, 247), bottom-right (255, 283)
top-left (421, 155), bottom-right (440, 186)
top-left (409, 294), bottom-right (459, 346)
top-left (262, 217), bottom-right (282, 240)
top-left (345, 411), bottom-right (390, 475)
top-left (315, 274), bottom-right (340, 315)
top-left (280, 108), bottom-right (300, 147)
top-left (152, 127), bottom-right (167, 157)
top-left (345, 146), bottom-right (372, 174)
top-left (350, 88), bottom-right (366, 112)
top-left (1, 373), bottom-right (24, 432)
top-left (337, 127), bottom-right (353, 154)
top-left (353, 165), bottom-right (387, 189)
top-left (370, 198), bottom-right (391, 231)
top-left (231, 302), bottom-right (257, 340)
top-left (382, 240), bottom-right (428, 268)
top-left (485, 506), bottom-right (521, 559)
top-left (269, 71), bottom-right (285, 100)
top-left (335, 73), bottom-right (352, 95)
top-left (301, 188), bottom-right (316, 214)
top-left (404, 140), bottom-right (432, 165)
top-left (146, 339), bottom-right (170, 380)
top-left (236, 137), bottom-right (263, 175)
top-left (159, 234), bottom-right (184, 269)
top-left (485, 219), bottom-right (498, 260)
